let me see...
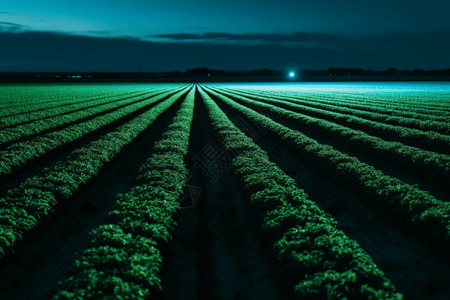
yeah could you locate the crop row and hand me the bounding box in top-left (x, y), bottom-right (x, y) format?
top-left (0, 85), bottom-right (144, 117)
top-left (0, 85), bottom-right (91, 109)
top-left (0, 86), bottom-right (189, 258)
top-left (222, 88), bottom-right (450, 135)
top-left (53, 87), bottom-right (196, 299)
top-left (329, 90), bottom-right (450, 112)
top-left (211, 87), bottom-right (450, 191)
top-left (199, 86), bottom-right (402, 299)
top-left (203, 86), bottom-right (450, 250)
top-left (0, 89), bottom-right (173, 146)
top-left (238, 88), bottom-right (450, 122)
top-left (216, 88), bottom-right (450, 155)
top-left (288, 87), bottom-right (450, 112)
top-left (0, 86), bottom-right (186, 177)
top-left (0, 89), bottom-right (154, 130)
top-left (300, 91), bottom-right (450, 121)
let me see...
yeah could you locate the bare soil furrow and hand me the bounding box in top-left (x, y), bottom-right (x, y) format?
top-left (156, 90), bottom-right (286, 300)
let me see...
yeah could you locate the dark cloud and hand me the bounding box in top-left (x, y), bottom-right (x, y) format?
top-left (83, 30), bottom-right (112, 36)
top-left (153, 31), bottom-right (450, 49)
top-left (151, 32), bottom-right (353, 48)
top-left (0, 30), bottom-right (449, 72)
top-left (0, 21), bottom-right (24, 32)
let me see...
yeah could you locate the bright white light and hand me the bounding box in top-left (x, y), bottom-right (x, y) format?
top-left (289, 71), bottom-right (295, 78)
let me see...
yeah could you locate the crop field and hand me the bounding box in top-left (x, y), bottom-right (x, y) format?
top-left (0, 82), bottom-right (449, 299)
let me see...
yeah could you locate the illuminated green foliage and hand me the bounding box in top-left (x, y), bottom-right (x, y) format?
top-left (1, 82), bottom-right (447, 299)
top-left (0, 86), bottom-right (187, 176)
top-left (199, 86), bottom-right (402, 299)
top-left (217, 87), bottom-right (449, 176)
top-left (204, 86), bottom-right (449, 249)
top-left (0, 86), bottom-right (189, 258)
top-left (53, 87), bottom-right (196, 298)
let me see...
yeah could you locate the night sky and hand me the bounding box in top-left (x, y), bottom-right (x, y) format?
top-left (1, 0), bottom-right (449, 72)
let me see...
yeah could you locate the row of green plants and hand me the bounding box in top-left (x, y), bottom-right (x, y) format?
top-left (0, 85), bottom-right (92, 110)
top-left (0, 89), bottom-right (172, 146)
top-left (203, 86), bottom-right (450, 250)
top-left (288, 88), bottom-right (450, 114)
top-left (217, 88), bottom-right (450, 155)
top-left (0, 89), bottom-right (151, 130)
top-left (199, 86), bottom-right (402, 299)
top-left (238, 88), bottom-right (449, 122)
top-left (212, 87), bottom-right (450, 191)
top-left (222, 87), bottom-right (450, 135)
top-left (0, 87), bottom-right (189, 258)
top-left (0, 85), bottom-right (140, 116)
top-left (325, 90), bottom-right (450, 113)
top-left (53, 87), bottom-right (196, 299)
top-left (0, 86), bottom-right (186, 177)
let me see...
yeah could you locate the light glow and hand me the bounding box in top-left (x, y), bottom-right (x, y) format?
top-left (289, 71), bottom-right (295, 78)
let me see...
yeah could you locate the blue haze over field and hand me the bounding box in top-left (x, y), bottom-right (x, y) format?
top-left (211, 82), bottom-right (450, 91)
top-left (210, 82), bottom-right (450, 101)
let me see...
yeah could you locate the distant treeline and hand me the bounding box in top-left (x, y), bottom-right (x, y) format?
top-left (181, 67), bottom-right (450, 76)
top-left (0, 67), bottom-right (449, 82)
top-left (167, 67), bottom-right (450, 77)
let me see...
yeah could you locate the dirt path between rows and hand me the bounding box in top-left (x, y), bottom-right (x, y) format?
top-left (155, 89), bottom-right (287, 300)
